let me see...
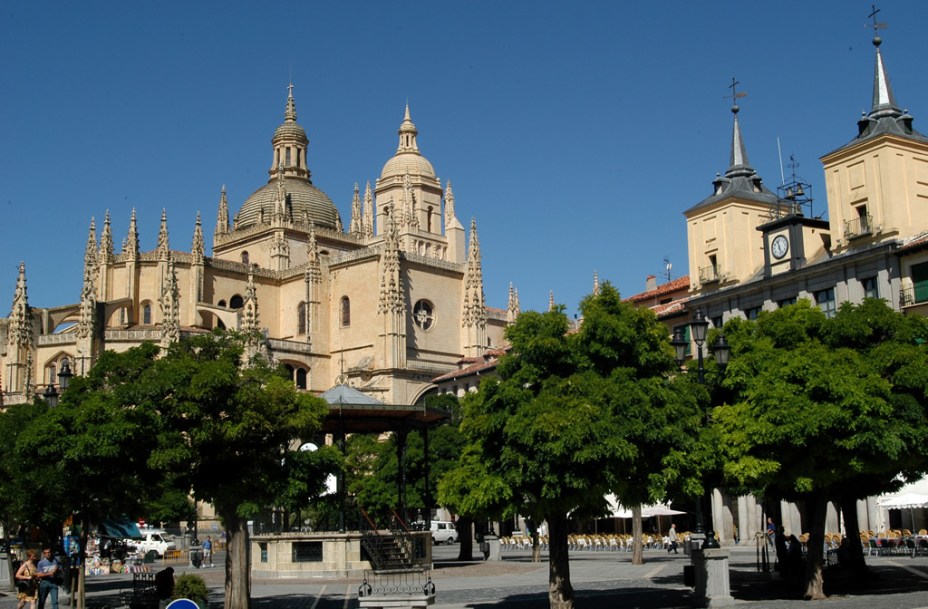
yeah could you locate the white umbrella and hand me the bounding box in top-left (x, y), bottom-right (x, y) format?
top-left (605, 494), bottom-right (634, 519)
top-left (879, 492), bottom-right (928, 533)
top-left (641, 505), bottom-right (686, 517)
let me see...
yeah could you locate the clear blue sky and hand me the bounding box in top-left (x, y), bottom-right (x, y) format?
top-left (3, 1), bottom-right (927, 316)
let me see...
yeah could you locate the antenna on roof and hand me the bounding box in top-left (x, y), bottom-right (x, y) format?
top-left (663, 256), bottom-right (673, 282)
top-left (777, 137), bottom-right (785, 184)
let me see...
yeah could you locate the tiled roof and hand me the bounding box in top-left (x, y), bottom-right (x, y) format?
top-left (901, 232), bottom-right (928, 252)
top-left (626, 276), bottom-right (690, 303)
top-left (432, 347), bottom-right (508, 383)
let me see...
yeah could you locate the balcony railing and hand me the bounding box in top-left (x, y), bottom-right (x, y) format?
top-left (844, 214), bottom-right (873, 239)
top-left (698, 265), bottom-right (721, 284)
top-left (899, 285), bottom-right (928, 308)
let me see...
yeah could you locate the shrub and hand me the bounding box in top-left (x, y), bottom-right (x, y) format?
top-left (173, 573), bottom-right (209, 604)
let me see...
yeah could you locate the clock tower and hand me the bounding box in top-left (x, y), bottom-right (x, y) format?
top-left (758, 171), bottom-right (831, 278)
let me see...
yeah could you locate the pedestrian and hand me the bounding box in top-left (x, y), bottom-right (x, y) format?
top-left (16, 549), bottom-right (39, 609)
top-left (36, 546), bottom-right (60, 609)
top-left (154, 567), bottom-right (174, 609)
top-left (202, 535), bottom-right (213, 567)
top-left (766, 517), bottom-right (776, 547)
top-left (666, 524), bottom-right (679, 554)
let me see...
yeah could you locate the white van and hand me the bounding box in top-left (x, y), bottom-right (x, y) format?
top-left (430, 521), bottom-right (458, 545)
top-left (126, 528), bottom-right (177, 558)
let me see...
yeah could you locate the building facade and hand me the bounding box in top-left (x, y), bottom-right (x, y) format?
top-left (1, 87), bottom-right (513, 407)
top-left (680, 33), bottom-right (928, 542)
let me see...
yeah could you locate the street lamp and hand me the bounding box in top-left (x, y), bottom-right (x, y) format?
top-left (42, 360), bottom-right (74, 408)
top-left (671, 311), bottom-right (731, 549)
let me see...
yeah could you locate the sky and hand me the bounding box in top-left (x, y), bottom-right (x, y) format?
top-left (3, 1), bottom-right (928, 317)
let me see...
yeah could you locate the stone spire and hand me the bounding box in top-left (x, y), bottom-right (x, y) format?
top-left (507, 282), bottom-right (521, 324)
top-left (444, 180), bottom-right (457, 227)
top-left (77, 220), bottom-right (97, 341)
top-left (241, 266), bottom-right (259, 333)
top-left (402, 172), bottom-right (419, 229)
top-left (159, 258), bottom-right (180, 349)
top-left (215, 185), bottom-right (230, 238)
top-left (378, 206), bottom-right (406, 369)
top-left (363, 181), bottom-right (375, 238)
top-left (83, 218), bottom-right (97, 275)
top-left (378, 207), bottom-right (405, 315)
top-left (157, 209), bottom-right (170, 260)
top-left (192, 212), bottom-right (205, 263)
top-left (99, 210), bottom-right (114, 263)
top-left (304, 224), bottom-right (321, 345)
top-left (593, 271), bottom-right (600, 295)
top-left (8, 262), bottom-right (33, 351)
top-left (548, 291), bottom-right (555, 312)
top-left (462, 219), bottom-right (487, 356)
top-left (125, 208), bottom-right (139, 259)
top-left (349, 183), bottom-right (362, 236)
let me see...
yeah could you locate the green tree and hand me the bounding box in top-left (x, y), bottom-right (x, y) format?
top-left (442, 283), bottom-right (695, 609)
top-left (17, 343), bottom-right (167, 609)
top-left (714, 300), bottom-right (928, 599)
top-left (148, 331), bottom-right (331, 609)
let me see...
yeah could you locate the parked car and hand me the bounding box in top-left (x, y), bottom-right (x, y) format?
top-left (430, 521), bottom-right (458, 545)
top-left (125, 528), bottom-right (177, 558)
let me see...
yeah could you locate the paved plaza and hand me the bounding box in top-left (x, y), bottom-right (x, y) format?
top-left (7, 544), bottom-right (928, 609)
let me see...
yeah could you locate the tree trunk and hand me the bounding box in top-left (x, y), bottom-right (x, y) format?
top-left (224, 516), bottom-right (251, 609)
top-left (838, 495), bottom-right (867, 573)
top-left (532, 530), bottom-right (541, 564)
top-left (547, 512), bottom-right (574, 609)
top-left (803, 493), bottom-right (828, 600)
top-left (77, 516), bottom-right (89, 609)
top-left (456, 518), bottom-right (473, 561)
top-left (631, 506), bottom-right (644, 565)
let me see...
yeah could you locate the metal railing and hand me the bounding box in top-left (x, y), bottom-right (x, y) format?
top-left (698, 265), bottom-right (721, 284)
top-left (844, 214), bottom-right (873, 239)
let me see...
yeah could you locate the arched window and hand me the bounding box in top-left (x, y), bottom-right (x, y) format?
top-left (296, 368), bottom-right (308, 390)
top-left (340, 296), bottom-right (350, 327)
top-left (241, 251), bottom-right (249, 265)
top-left (142, 303), bottom-right (152, 325)
top-left (47, 364), bottom-right (57, 385)
top-left (298, 302), bottom-right (307, 335)
top-left (230, 295), bottom-right (244, 309)
top-left (218, 299), bottom-right (227, 308)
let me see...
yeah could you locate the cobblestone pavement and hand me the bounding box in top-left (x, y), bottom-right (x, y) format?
top-left (6, 545), bottom-right (928, 609)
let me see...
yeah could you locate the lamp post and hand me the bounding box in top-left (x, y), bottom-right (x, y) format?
top-left (42, 360), bottom-right (74, 408)
top-left (671, 311), bottom-right (731, 549)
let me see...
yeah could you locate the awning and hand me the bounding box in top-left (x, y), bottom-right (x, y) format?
top-left (100, 518), bottom-right (142, 539)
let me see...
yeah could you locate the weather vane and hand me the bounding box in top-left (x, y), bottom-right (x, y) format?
top-left (867, 5), bottom-right (887, 40)
top-left (723, 77), bottom-right (747, 111)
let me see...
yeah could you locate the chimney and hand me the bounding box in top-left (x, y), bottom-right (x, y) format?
top-left (646, 275), bottom-right (657, 292)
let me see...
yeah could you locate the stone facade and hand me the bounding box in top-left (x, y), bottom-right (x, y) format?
top-left (1, 87), bottom-right (513, 407)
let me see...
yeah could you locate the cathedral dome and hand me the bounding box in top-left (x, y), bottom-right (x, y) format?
top-left (236, 177), bottom-right (339, 229)
top-left (378, 104), bottom-right (439, 184)
top-left (380, 153), bottom-right (436, 182)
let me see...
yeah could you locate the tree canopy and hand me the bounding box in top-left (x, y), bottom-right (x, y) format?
top-left (713, 299), bottom-right (928, 599)
top-left (441, 283), bottom-right (701, 608)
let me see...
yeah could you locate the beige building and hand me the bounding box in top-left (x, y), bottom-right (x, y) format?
top-left (680, 33), bottom-right (928, 543)
top-left (1, 86), bottom-right (514, 407)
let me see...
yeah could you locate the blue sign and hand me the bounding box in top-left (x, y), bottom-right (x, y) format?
top-left (166, 599), bottom-right (199, 609)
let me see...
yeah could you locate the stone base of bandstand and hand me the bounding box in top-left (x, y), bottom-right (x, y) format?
top-left (691, 548), bottom-right (735, 608)
top-left (357, 569), bottom-right (436, 609)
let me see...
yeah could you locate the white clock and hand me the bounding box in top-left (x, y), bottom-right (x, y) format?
top-left (771, 235), bottom-right (789, 260)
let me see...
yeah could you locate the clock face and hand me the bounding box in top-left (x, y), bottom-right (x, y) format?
top-left (771, 235), bottom-right (789, 260)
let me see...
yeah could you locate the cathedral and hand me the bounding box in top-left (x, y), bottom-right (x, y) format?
top-left (1, 87), bottom-right (517, 406)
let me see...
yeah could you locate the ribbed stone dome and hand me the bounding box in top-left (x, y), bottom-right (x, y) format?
top-left (236, 177), bottom-right (339, 229)
top-left (380, 152), bottom-right (437, 182)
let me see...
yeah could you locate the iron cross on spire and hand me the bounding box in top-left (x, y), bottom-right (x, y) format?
top-left (723, 77), bottom-right (747, 111)
top-left (868, 4), bottom-right (887, 35)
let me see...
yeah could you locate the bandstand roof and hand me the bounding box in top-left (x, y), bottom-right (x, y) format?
top-left (319, 384), bottom-right (450, 434)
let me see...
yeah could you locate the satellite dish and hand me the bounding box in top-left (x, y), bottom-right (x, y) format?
top-left (299, 442), bottom-right (319, 452)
